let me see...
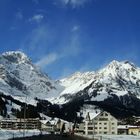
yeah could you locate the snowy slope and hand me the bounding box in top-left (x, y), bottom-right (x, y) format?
top-left (80, 104), bottom-right (101, 120)
top-left (51, 72), bottom-right (95, 104)
top-left (60, 72), bottom-right (95, 95)
top-left (88, 60), bottom-right (140, 101)
top-left (78, 134), bottom-right (140, 140)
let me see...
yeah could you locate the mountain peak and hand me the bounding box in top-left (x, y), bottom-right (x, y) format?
top-left (107, 60), bottom-right (120, 68)
top-left (2, 51), bottom-right (30, 63)
top-left (123, 60), bottom-right (136, 68)
top-left (105, 60), bottom-right (136, 71)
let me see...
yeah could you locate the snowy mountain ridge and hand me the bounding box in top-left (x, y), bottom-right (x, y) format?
top-left (55, 60), bottom-right (140, 104)
top-left (1, 51), bottom-right (140, 104)
top-left (1, 51), bottom-right (140, 119)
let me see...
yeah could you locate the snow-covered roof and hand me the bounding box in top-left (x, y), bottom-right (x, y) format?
top-left (117, 125), bottom-right (129, 129)
top-left (118, 125), bottom-right (140, 129)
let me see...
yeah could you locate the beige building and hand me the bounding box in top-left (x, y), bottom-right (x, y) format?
top-left (79, 111), bottom-right (118, 135)
top-left (128, 126), bottom-right (140, 136)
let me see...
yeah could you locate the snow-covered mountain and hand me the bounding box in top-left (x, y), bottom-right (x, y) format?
top-left (60, 71), bottom-right (95, 95)
top-left (1, 51), bottom-right (140, 120)
top-left (55, 60), bottom-right (140, 104)
top-left (87, 60), bottom-right (140, 101)
top-left (0, 51), bottom-right (63, 105)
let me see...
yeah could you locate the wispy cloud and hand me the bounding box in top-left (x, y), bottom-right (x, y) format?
top-left (36, 53), bottom-right (58, 68)
top-left (35, 33), bottom-right (81, 69)
top-left (21, 25), bottom-right (48, 51)
top-left (59, 0), bottom-right (90, 8)
top-left (20, 23), bottom-right (83, 75)
top-left (63, 34), bottom-right (81, 56)
top-left (29, 14), bottom-right (44, 23)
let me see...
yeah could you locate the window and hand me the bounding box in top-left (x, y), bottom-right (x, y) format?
top-left (104, 132), bottom-right (107, 134)
top-left (94, 132), bottom-right (97, 134)
top-left (99, 118), bottom-right (108, 121)
top-left (88, 127), bottom-right (93, 130)
top-left (104, 123), bottom-right (107, 125)
top-left (88, 132), bottom-right (93, 135)
top-left (88, 122), bottom-right (93, 125)
top-left (99, 127), bottom-right (102, 129)
top-left (104, 127), bottom-right (107, 129)
top-left (112, 123), bottom-right (114, 125)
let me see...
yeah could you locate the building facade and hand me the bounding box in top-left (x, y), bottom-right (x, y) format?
top-left (128, 126), bottom-right (140, 136)
top-left (0, 118), bottom-right (40, 129)
top-left (83, 111), bottom-right (118, 135)
top-left (40, 120), bottom-right (54, 132)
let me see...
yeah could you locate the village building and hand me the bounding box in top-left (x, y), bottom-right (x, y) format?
top-left (117, 125), bottom-right (128, 135)
top-left (128, 126), bottom-right (140, 136)
top-left (40, 120), bottom-right (54, 132)
top-left (55, 119), bottom-right (72, 133)
top-left (40, 117), bottom-right (73, 134)
top-left (77, 111), bottom-right (118, 135)
top-left (117, 125), bottom-right (140, 136)
top-left (0, 118), bottom-right (40, 129)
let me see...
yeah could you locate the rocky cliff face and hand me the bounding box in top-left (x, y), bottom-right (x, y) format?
top-left (0, 51), bottom-right (63, 118)
top-left (0, 51), bottom-right (63, 105)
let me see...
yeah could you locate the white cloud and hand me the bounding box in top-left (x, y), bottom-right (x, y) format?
top-left (60, 0), bottom-right (90, 8)
top-left (29, 14), bottom-right (44, 23)
top-left (36, 53), bottom-right (58, 68)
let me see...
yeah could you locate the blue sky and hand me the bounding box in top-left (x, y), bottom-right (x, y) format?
top-left (0, 0), bottom-right (140, 79)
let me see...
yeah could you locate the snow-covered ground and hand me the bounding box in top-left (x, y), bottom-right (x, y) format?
top-left (99, 135), bottom-right (140, 140)
top-left (78, 134), bottom-right (140, 140)
top-left (0, 129), bottom-right (48, 140)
